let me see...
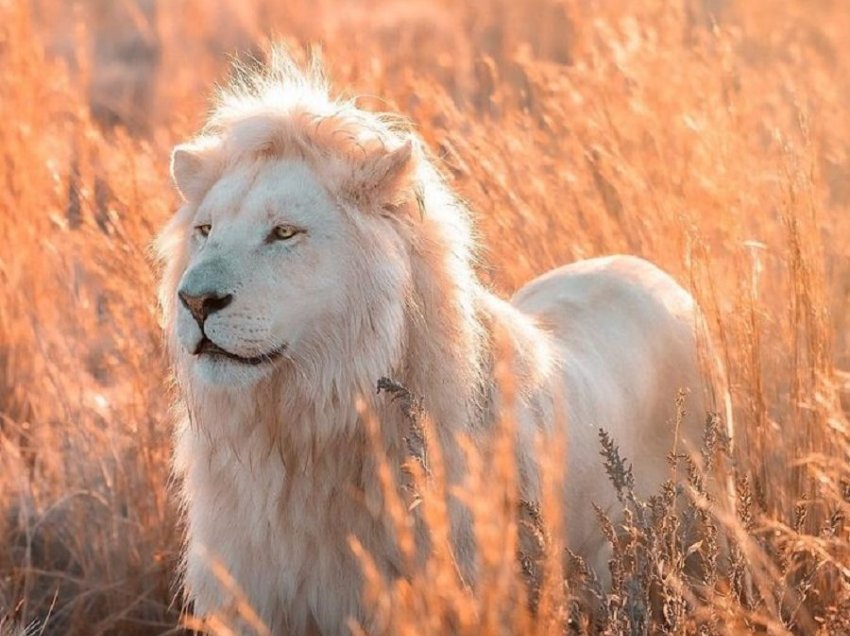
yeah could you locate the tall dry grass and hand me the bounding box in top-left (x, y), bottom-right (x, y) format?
top-left (0, 0), bottom-right (848, 633)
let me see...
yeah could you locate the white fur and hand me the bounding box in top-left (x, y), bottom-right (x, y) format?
top-left (158, 52), bottom-right (720, 634)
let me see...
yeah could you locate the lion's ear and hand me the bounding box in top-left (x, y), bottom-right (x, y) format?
top-left (347, 139), bottom-right (414, 210)
top-left (171, 137), bottom-right (223, 202)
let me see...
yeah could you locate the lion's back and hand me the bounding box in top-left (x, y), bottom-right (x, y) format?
top-left (512, 254), bottom-right (706, 455)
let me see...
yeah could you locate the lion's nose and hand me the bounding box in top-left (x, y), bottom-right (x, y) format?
top-left (178, 289), bottom-right (234, 325)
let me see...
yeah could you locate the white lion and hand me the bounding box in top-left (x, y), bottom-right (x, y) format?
top-left (158, 52), bottom-right (728, 634)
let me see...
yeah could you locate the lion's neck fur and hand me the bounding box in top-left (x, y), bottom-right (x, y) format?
top-left (174, 294), bottom-right (528, 629)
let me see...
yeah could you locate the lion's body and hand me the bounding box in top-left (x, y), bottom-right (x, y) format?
top-left (512, 255), bottom-right (709, 564)
top-left (159, 53), bottom-right (719, 634)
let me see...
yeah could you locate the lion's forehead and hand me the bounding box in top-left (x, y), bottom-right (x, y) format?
top-left (199, 159), bottom-right (334, 226)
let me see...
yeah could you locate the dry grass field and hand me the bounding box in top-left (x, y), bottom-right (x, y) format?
top-left (1, 0), bottom-right (849, 633)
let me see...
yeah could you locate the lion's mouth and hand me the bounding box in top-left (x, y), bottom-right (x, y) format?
top-left (193, 337), bottom-right (285, 366)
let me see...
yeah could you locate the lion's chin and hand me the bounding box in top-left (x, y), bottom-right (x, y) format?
top-left (190, 353), bottom-right (278, 387)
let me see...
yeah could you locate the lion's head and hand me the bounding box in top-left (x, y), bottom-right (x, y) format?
top-left (157, 52), bottom-right (476, 397)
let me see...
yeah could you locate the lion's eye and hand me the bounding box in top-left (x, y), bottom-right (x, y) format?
top-left (268, 225), bottom-right (301, 242)
top-left (195, 224), bottom-right (212, 238)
